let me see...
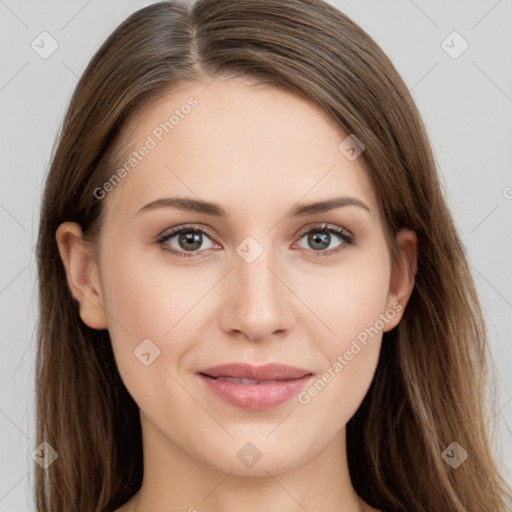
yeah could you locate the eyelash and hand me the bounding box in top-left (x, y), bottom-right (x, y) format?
top-left (156, 223), bottom-right (355, 259)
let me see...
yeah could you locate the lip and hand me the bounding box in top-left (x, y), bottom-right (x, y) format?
top-left (198, 363), bottom-right (312, 380)
top-left (197, 363), bottom-right (314, 410)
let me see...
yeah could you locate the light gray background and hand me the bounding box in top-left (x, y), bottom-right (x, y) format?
top-left (1, 0), bottom-right (511, 509)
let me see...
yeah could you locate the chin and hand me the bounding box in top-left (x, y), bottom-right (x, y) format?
top-left (196, 438), bottom-right (309, 477)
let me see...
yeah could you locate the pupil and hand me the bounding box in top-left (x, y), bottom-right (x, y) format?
top-left (179, 231), bottom-right (202, 251)
top-left (309, 231), bottom-right (329, 250)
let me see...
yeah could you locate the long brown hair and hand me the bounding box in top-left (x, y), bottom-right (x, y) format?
top-left (35, 1), bottom-right (512, 510)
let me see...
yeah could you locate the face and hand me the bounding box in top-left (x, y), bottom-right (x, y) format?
top-left (58, 76), bottom-right (416, 477)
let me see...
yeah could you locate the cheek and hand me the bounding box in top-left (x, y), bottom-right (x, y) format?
top-left (299, 250), bottom-right (391, 350)
top-left (294, 251), bottom-right (390, 417)
top-left (296, 288), bottom-right (385, 430)
top-left (100, 243), bottom-right (220, 372)
top-left (99, 249), bottom-right (203, 419)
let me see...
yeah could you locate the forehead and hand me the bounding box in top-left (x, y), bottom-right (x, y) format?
top-left (103, 77), bottom-right (379, 223)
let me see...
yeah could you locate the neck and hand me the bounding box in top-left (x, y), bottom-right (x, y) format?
top-left (127, 412), bottom-right (366, 512)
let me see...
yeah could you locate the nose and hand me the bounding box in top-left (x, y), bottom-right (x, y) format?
top-left (218, 241), bottom-right (295, 342)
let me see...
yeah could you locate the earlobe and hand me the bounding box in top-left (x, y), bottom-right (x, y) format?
top-left (383, 228), bottom-right (418, 332)
top-left (55, 222), bottom-right (108, 330)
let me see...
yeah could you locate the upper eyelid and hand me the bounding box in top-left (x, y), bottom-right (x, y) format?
top-left (158, 224), bottom-right (217, 242)
top-left (296, 223), bottom-right (352, 237)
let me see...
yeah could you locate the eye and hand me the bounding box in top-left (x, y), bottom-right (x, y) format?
top-left (156, 222), bottom-right (354, 259)
top-left (294, 223), bottom-right (354, 258)
top-left (157, 225), bottom-right (217, 257)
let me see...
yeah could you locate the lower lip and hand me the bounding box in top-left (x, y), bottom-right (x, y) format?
top-left (198, 374), bottom-right (313, 410)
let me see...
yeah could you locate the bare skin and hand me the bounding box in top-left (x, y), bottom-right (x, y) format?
top-left (57, 76), bottom-right (416, 512)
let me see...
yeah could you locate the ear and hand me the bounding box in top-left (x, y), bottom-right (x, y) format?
top-left (55, 222), bottom-right (108, 330)
top-left (383, 228), bottom-right (418, 332)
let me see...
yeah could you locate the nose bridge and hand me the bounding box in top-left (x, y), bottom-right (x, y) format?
top-left (223, 233), bottom-right (293, 339)
top-left (236, 233), bottom-right (283, 304)
top-left (239, 241), bottom-right (277, 294)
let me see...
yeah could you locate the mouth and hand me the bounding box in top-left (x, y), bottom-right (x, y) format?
top-left (197, 362), bottom-right (313, 381)
top-left (196, 363), bottom-right (314, 410)
top-left (199, 374), bottom-right (308, 384)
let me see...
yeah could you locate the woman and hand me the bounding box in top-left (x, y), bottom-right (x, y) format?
top-left (35, 0), bottom-right (512, 511)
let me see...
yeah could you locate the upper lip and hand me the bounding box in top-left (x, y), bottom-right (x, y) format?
top-left (198, 363), bottom-right (313, 381)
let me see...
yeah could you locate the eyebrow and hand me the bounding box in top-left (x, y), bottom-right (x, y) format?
top-left (136, 196), bottom-right (371, 218)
